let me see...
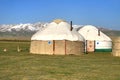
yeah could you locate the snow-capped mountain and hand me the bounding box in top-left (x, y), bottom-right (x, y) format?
top-left (0, 22), bottom-right (49, 39)
top-left (0, 22), bottom-right (48, 32)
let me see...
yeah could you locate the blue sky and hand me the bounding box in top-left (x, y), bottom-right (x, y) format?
top-left (0, 0), bottom-right (120, 30)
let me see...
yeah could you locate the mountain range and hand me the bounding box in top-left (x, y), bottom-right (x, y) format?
top-left (0, 22), bottom-right (120, 40)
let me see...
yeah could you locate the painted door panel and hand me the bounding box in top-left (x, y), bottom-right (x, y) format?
top-left (86, 40), bottom-right (95, 52)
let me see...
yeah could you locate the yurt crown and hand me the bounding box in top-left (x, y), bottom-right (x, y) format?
top-left (53, 19), bottom-right (66, 24)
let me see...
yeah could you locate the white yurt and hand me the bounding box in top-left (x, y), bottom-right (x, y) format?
top-left (30, 19), bottom-right (85, 55)
top-left (78, 25), bottom-right (112, 53)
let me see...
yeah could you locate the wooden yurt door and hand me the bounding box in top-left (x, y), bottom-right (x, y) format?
top-left (86, 40), bottom-right (95, 52)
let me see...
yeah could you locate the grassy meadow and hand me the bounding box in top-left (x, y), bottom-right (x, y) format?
top-left (0, 41), bottom-right (120, 80)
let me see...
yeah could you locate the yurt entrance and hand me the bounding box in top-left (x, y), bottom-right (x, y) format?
top-left (86, 40), bottom-right (95, 52)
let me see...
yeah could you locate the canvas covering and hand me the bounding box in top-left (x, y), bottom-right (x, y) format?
top-left (78, 25), bottom-right (112, 41)
top-left (31, 21), bottom-right (84, 41)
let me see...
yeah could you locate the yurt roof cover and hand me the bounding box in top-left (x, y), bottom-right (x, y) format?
top-left (31, 20), bottom-right (84, 41)
top-left (78, 25), bottom-right (112, 41)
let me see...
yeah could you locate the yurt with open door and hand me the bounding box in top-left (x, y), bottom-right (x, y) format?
top-left (78, 25), bottom-right (112, 53)
top-left (30, 19), bottom-right (85, 55)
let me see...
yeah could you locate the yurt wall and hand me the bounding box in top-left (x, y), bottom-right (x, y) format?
top-left (54, 40), bottom-right (66, 55)
top-left (66, 41), bottom-right (84, 55)
top-left (85, 40), bottom-right (112, 53)
top-left (112, 37), bottom-right (120, 57)
top-left (30, 40), bottom-right (85, 55)
top-left (30, 40), bottom-right (53, 55)
top-left (95, 41), bottom-right (112, 52)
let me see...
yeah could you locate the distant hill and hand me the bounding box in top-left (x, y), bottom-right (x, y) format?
top-left (0, 22), bottom-right (119, 40)
top-left (101, 30), bottom-right (120, 37)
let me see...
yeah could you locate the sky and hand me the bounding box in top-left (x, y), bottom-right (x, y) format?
top-left (0, 0), bottom-right (120, 30)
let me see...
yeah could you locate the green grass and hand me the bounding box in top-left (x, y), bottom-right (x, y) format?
top-left (0, 41), bottom-right (120, 80)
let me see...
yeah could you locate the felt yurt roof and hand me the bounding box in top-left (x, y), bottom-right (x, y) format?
top-left (31, 20), bottom-right (84, 41)
top-left (78, 25), bottom-right (112, 41)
